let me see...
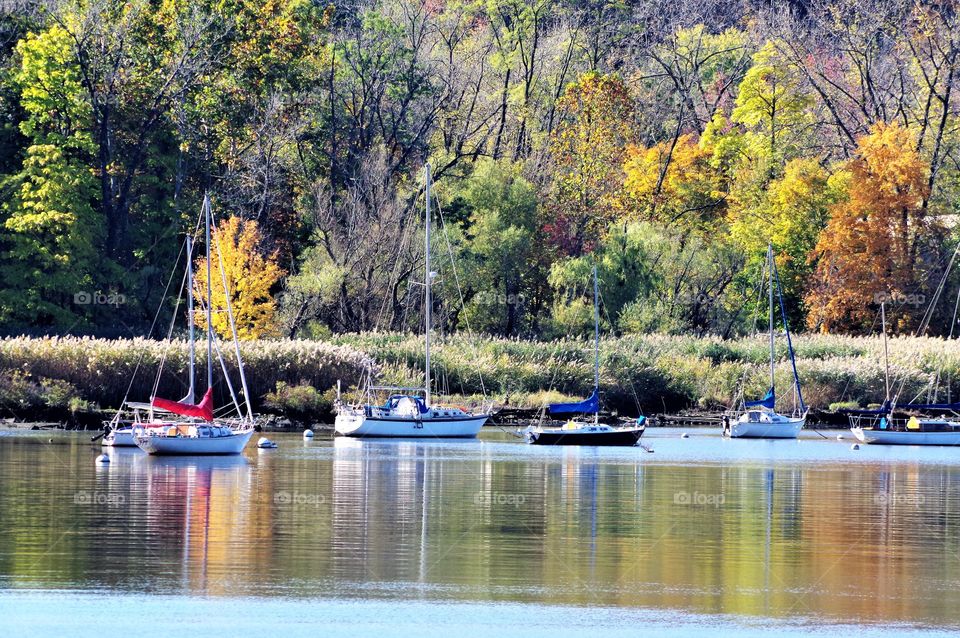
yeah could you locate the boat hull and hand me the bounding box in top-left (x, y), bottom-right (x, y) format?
top-left (729, 416), bottom-right (805, 439)
top-left (102, 429), bottom-right (137, 447)
top-left (527, 426), bottom-right (645, 446)
top-left (851, 426), bottom-right (960, 446)
top-left (334, 413), bottom-right (487, 438)
top-left (135, 428), bottom-right (254, 455)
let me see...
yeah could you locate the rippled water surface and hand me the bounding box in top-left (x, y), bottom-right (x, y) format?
top-left (1, 427), bottom-right (959, 636)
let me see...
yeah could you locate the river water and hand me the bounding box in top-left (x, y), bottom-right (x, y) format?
top-left (1, 427), bottom-right (958, 637)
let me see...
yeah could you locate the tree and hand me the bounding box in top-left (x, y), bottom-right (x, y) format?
top-left (546, 71), bottom-right (633, 256)
top-left (729, 157), bottom-right (841, 327)
top-left (194, 215), bottom-right (285, 339)
top-left (0, 24), bottom-right (101, 327)
top-left (453, 158), bottom-right (546, 335)
top-left (806, 121), bottom-right (935, 333)
top-left (622, 132), bottom-right (725, 229)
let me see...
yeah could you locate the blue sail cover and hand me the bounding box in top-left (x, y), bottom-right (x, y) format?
top-left (549, 388), bottom-right (600, 415)
top-left (745, 387), bottom-right (775, 410)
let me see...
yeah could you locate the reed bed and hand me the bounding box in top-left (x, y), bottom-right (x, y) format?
top-left (331, 332), bottom-right (960, 413)
top-left (0, 333), bottom-right (956, 420)
top-left (0, 336), bottom-right (372, 416)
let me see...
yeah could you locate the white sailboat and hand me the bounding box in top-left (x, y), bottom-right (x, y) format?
top-left (133, 195), bottom-right (255, 455)
top-left (523, 266), bottom-right (646, 446)
top-left (334, 164), bottom-right (490, 438)
top-left (726, 244), bottom-right (807, 439)
top-left (850, 302), bottom-right (960, 445)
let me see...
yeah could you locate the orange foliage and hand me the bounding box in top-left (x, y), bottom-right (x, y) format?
top-left (805, 122), bottom-right (934, 332)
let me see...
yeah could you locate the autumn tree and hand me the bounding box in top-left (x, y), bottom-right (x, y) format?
top-left (194, 215), bottom-right (285, 339)
top-left (806, 122), bottom-right (936, 333)
top-left (622, 133), bottom-right (725, 229)
top-left (547, 71), bottom-right (633, 256)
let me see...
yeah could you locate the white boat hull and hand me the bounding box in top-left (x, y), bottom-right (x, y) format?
top-left (851, 426), bottom-right (960, 446)
top-left (335, 413), bottom-right (486, 438)
top-left (729, 414), bottom-right (805, 439)
top-left (102, 429), bottom-right (137, 447)
top-left (135, 428), bottom-right (255, 455)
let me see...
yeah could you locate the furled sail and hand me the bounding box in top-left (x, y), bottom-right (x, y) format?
top-left (745, 387), bottom-right (775, 410)
top-left (548, 388), bottom-right (600, 415)
top-left (152, 387), bottom-right (214, 422)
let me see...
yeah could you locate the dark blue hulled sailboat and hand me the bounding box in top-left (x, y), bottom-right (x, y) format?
top-left (523, 267), bottom-right (646, 446)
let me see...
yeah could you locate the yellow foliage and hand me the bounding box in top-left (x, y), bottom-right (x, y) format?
top-left (194, 216), bottom-right (285, 340)
top-left (622, 134), bottom-right (724, 226)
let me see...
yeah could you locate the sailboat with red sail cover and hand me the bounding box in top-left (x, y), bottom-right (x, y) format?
top-left (103, 194), bottom-right (255, 455)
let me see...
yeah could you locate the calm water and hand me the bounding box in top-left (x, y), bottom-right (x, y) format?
top-left (1, 427), bottom-right (959, 636)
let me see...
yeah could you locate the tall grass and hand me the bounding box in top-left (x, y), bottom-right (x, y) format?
top-left (330, 332), bottom-right (957, 413)
top-left (0, 333), bottom-right (955, 419)
top-left (0, 336), bottom-right (372, 414)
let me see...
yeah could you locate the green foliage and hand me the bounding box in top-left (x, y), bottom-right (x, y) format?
top-left (0, 26), bottom-right (100, 327)
top-left (264, 380), bottom-right (333, 419)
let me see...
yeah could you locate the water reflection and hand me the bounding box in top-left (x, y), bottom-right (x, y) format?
top-left (0, 431), bottom-right (959, 628)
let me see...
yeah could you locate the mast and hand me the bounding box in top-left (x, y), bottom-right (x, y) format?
top-left (424, 164), bottom-right (432, 408)
top-left (186, 234), bottom-right (196, 403)
top-left (767, 243), bottom-right (775, 398)
top-left (593, 264), bottom-right (600, 426)
top-left (204, 193), bottom-right (213, 392)
top-left (881, 301), bottom-right (891, 403)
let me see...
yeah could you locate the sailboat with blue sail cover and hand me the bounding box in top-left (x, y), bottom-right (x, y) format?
top-left (725, 244), bottom-right (807, 439)
top-left (523, 266), bottom-right (646, 446)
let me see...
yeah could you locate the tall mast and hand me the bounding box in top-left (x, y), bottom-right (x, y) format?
top-left (186, 234), bottom-right (196, 403)
top-left (768, 243), bottom-right (775, 396)
top-left (424, 164), bottom-right (432, 408)
top-left (593, 264), bottom-right (600, 426)
top-left (204, 193), bottom-right (213, 392)
top-left (881, 301), bottom-right (891, 403)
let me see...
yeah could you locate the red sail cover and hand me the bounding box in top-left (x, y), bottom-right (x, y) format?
top-left (152, 388), bottom-right (214, 422)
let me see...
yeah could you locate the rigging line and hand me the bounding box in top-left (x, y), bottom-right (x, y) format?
top-left (734, 254), bottom-right (769, 410)
top-left (434, 187), bottom-right (488, 401)
top-left (113, 232), bottom-right (189, 421)
top-left (596, 279), bottom-right (643, 416)
top-left (151, 209), bottom-right (205, 402)
top-left (891, 240), bottom-right (960, 407)
top-left (373, 199), bottom-right (416, 332)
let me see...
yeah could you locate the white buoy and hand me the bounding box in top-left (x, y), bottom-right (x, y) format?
top-left (837, 434), bottom-right (844, 440)
top-left (257, 437), bottom-right (277, 449)
top-left (681, 432), bottom-right (690, 439)
top-left (303, 429), bottom-right (314, 440)
top-left (851, 443), bottom-right (860, 451)
top-left (95, 453), bottom-right (110, 465)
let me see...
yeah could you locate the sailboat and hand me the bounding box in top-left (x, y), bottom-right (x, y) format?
top-left (725, 244), bottom-right (807, 439)
top-left (132, 195), bottom-right (256, 455)
top-left (334, 164), bottom-right (490, 438)
top-left (851, 302), bottom-right (960, 445)
top-left (523, 266), bottom-right (646, 446)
